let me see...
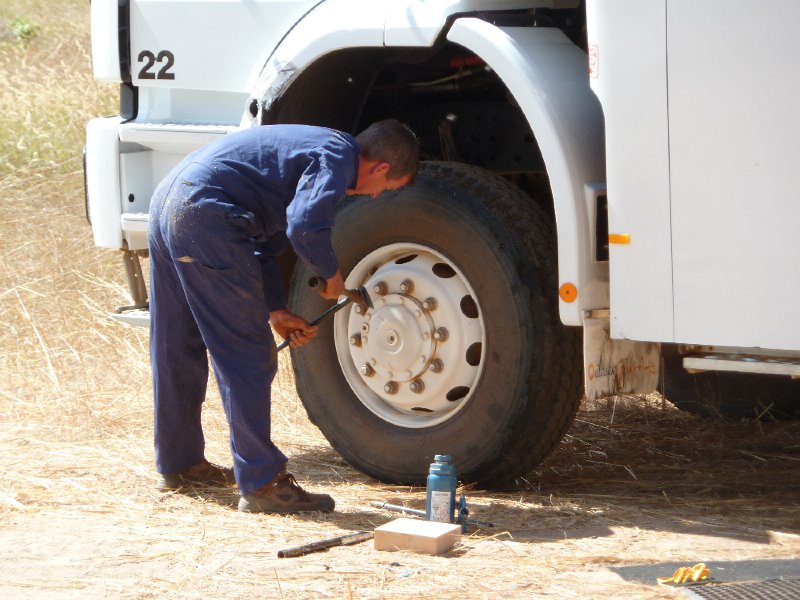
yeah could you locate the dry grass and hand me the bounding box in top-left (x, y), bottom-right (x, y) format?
top-left (1, 1), bottom-right (799, 598)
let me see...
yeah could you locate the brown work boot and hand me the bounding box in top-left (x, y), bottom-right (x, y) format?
top-left (160, 459), bottom-right (236, 490)
top-left (238, 469), bottom-right (335, 514)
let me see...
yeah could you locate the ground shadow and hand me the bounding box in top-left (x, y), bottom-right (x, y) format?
top-left (284, 398), bottom-right (800, 548)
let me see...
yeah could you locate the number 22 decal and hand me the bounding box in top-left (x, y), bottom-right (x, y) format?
top-left (137, 50), bottom-right (175, 80)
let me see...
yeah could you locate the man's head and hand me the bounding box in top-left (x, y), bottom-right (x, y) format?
top-left (349, 119), bottom-right (420, 197)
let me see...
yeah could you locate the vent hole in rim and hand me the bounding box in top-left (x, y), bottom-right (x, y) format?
top-left (411, 406), bottom-right (433, 413)
top-left (460, 295), bottom-right (479, 318)
top-left (446, 386), bottom-right (470, 402)
top-left (466, 342), bottom-right (482, 366)
top-left (432, 262), bottom-right (456, 278)
top-left (395, 254), bottom-right (417, 264)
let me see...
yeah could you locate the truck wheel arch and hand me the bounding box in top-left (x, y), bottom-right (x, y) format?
top-left (445, 18), bottom-right (607, 324)
top-left (249, 12), bottom-right (608, 325)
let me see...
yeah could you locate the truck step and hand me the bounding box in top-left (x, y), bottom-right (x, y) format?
top-left (119, 122), bottom-right (236, 153)
top-left (683, 354), bottom-right (800, 378)
top-left (111, 307), bottom-right (150, 328)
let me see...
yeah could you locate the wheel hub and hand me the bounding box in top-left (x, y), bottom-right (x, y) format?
top-left (334, 243), bottom-right (485, 427)
top-left (359, 294), bottom-right (435, 381)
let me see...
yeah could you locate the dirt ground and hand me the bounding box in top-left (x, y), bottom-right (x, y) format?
top-left (1, 2), bottom-right (799, 597)
top-left (3, 151), bottom-right (800, 596)
top-left (1, 323), bottom-right (799, 600)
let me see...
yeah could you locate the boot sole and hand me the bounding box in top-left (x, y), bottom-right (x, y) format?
top-left (238, 496), bottom-right (335, 514)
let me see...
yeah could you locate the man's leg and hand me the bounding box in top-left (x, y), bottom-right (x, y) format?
top-left (165, 197), bottom-right (288, 494)
top-left (149, 189), bottom-right (210, 475)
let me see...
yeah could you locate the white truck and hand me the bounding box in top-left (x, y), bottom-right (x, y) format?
top-left (85, 0), bottom-right (800, 487)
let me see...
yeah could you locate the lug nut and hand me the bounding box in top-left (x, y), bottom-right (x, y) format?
top-left (428, 359), bottom-right (444, 373)
top-left (399, 279), bottom-right (414, 293)
top-left (433, 327), bottom-right (449, 342)
top-left (373, 281), bottom-right (388, 296)
top-left (422, 297), bottom-right (438, 311)
top-left (354, 304), bottom-right (364, 315)
top-left (350, 334), bottom-right (361, 346)
top-left (359, 363), bottom-right (375, 377)
top-left (384, 381), bottom-right (398, 394)
top-left (409, 379), bottom-right (425, 394)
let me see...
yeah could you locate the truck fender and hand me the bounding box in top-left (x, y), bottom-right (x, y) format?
top-left (246, 0), bottom-right (387, 126)
top-left (246, 1), bottom-right (555, 123)
top-left (446, 18), bottom-right (607, 325)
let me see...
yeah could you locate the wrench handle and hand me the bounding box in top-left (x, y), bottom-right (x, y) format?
top-left (275, 296), bottom-right (351, 352)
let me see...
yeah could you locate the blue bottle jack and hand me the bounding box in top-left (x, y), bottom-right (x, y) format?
top-left (425, 455), bottom-right (457, 523)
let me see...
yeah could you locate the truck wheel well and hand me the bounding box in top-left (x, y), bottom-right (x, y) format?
top-left (264, 42), bottom-right (553, 204)
top-left (261, 47), bottom-right (385, 133)
top-left (266, 40), bottom-right (558, 285)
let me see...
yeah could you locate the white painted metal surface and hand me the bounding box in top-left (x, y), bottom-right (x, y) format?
top-left (667, 0), bottom-right (800, 351)
top-left (586, 0), bottom-right (673, 343)
top-left (336, 243), bottom-right (485, 428)
top-left (85, 117), bottom-right (123, 249)
top-left (384, 0), bottom-right (576, 47)
top-left (117, 123), bottom-right (234, 154)
top-left (683, 355), bottom-right (800, 378)
top-left (111, 309), bottom-right (150, 327)
top-left (129, 0), bottom-right (320, 92)
top-left (90, 0), bottom-right (121, 82)
top-left (446, 20), bottom-right (606, 326)
top-left (248, 0), bottom-right (387, 123)
top-left (588, 0), bottom-right (800, 353)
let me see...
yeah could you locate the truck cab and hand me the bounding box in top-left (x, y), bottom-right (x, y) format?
top-left (85, 0), bottom-right (799, 486)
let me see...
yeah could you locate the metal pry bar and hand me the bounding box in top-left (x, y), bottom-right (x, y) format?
top-left (369, 501), bottom-right (495, 528)
top-left (277, 531), bottom-right (374, 558)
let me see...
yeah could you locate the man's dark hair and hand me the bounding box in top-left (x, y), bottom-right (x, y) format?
top-left (356, 119), bottom-right (420, 183)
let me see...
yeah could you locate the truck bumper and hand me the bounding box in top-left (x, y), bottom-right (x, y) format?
top-left (86, 116), bottom-right (124, 249)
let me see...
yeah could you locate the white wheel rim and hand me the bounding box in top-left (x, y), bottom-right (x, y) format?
top-left (334, 243), bottom-right (485, 428)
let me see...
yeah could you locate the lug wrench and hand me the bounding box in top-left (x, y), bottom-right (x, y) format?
top-left (276, 277), bottom-right (372, 351)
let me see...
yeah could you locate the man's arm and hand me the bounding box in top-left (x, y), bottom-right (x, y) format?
top-left (269, 309), bottom-right (318, 348)
top-left (285, 148), bottom-right (354, 282)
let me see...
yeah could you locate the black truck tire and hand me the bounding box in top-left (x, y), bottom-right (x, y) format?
top-left (288, 162), bottom-right (582, 487)
top-left (660, 345), bottom-right (800, 420)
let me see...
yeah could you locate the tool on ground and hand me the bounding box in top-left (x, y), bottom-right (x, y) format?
top-left (657, 563), bottom-right (712, 586)
top-left (275, 278), bottom-right (372, 351)
top-left (277, 531), bottom-right (374, 558)
top-left (370, 501), bottom-right (495, 529)
top-left (425, 454), bottom-right (458, 523)
top-left (374, 517), bottom-right (461, 556)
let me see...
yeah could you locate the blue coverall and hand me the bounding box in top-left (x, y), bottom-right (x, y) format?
top-left (148, 125), bottom-right (359, 494)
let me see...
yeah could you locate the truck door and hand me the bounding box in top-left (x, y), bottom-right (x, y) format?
top-left (667, 0), bottom-right (800, 351)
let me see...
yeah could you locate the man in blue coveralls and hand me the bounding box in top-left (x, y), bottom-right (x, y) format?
top-left (148, 120), bottom-right (419, 513)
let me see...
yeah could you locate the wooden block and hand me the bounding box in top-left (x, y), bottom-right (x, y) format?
top-left (373, 518), bottom-right (461, 555)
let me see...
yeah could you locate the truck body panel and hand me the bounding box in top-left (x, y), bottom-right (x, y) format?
top-left (129, 0), bottom-right (320, 92)
top-left (586, 0), bottom-right (674, 343)
top-left (667, 0), bottom-right (800, 350)
top-left (446, 19), bottom-right (606, 325)
top-left (588, 0), bottom-right (800, 352)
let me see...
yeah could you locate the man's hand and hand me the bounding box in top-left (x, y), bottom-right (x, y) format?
top-left (269, 309), bottom-right (318, 349)
top-left (320, 270), bottom-right (346, 300)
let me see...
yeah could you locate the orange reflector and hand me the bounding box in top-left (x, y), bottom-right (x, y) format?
top-left (608, 233), bottom-right (631, 245)
top-left (559, 282), bottom-right (578, 303)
